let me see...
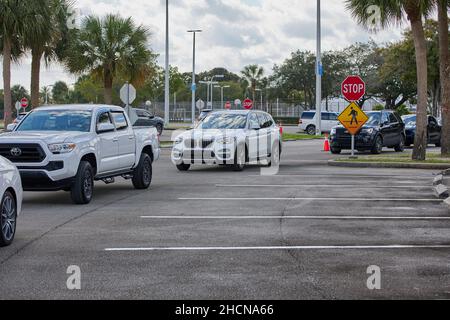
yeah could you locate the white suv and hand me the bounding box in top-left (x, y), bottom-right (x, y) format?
top-left (299, 111), bottom-right (340, 135)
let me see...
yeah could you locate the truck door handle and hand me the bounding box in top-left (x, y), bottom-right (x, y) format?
top-left (113, 138), bottom-right (119, 142)
top-left (129, 136), bottom-right (135, 140)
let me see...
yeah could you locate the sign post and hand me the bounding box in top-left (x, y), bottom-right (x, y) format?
top-left (340, 76), bottom-right (367, 158)
top-left (120, 82), bottom-right (138, 124)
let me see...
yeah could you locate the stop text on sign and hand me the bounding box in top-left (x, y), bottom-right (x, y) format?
top-left (341, 76), bottom-right (366, 102)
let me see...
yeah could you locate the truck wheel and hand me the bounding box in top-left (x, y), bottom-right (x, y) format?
top-left (176, 164), bottom-right (191, 171)
top-left (71, 161), bottom-right (94, 205)
top-left (133, 153), bottom-right (153, 189)
top-left (306, 125), bottom-right (316, 136)
top-left (0, 191), bottom-right (17, 247)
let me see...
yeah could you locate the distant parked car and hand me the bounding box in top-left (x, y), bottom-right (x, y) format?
top-left (330, 110), bottom-right (406, 154)
top-left (133, 108), bottom-right (164, 135)
top-left (0, 156), bottom-right (22, 247)
top-left (402, 115), bottom-right (441, 147)
top-left (299, 111), bottom-right (340, 135)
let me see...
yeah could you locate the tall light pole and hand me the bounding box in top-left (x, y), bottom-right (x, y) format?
top-left (164, 0), bottom-right (170, 125)
top-left (315, 0), bottom-right (322, 136)
top-left (188, 29), bottom-right (202, 125)
top-left (215, 85), bottom-right (230, 109)
top-left (210, 74), bottom-right (224, 109)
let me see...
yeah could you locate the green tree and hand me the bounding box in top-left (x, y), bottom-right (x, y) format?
top-left (436, 0), bottom-right (450, 156)
top-left (11, 85), bottom-right (30, 104)
top-left (26, 0), bottom-right (71, 108)
top-left (65, 14), bottom-right (152, 104)
top-left (52, 81), bottom-right (69, 104)
top-left (346, 0), bottom-right (434, 161)
top-left (1, 0), bottom-right (44, 125)
top-left (241, 64), bottom-right (264, 104)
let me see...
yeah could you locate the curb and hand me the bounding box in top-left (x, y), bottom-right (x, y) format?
top-left (433, 170), bottom-right (450, 211)
top-left (434, 184), bottom-right (450, 199)
top-left (433, 174), bottom-right (444, 186)
top-left (328, 160), bottom-right (450, 170)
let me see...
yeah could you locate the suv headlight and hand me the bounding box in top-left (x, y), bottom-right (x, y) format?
top-left (361, 128), bottom-right (374, 135)
top-left (216, 136), bottom-right (233, 144)
top-left (48, 143), bottom-right (76, 154)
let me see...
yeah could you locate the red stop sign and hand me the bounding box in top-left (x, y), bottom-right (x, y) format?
top-left (243, 98), bottom-right (253, 110)
top-left (342, 76), bottom-right (365, 102)
top-left (20, 98), bottom-right (28, 108)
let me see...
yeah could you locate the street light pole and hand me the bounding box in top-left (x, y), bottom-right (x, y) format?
top-left (188, 29), bottom-right (202, 125)
top-left (164, 0), bottom-right (170, 125)
top-left (215, 85), bottom-right (230, 109)
top-left (210, 75), bottom-right (224, 109)
top-left (315, 0), bottom-right (322, 136)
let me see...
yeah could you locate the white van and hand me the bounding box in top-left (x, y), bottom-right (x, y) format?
top-left (299, 111), bottom-right (340, 135)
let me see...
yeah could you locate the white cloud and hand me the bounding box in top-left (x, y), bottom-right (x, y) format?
top-left (1, 0), bottom-right (405, 91)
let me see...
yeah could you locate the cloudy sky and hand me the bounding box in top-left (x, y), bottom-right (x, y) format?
top-left (2, 0), bottom-right (405, 90)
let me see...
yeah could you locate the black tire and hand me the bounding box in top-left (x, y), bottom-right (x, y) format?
top-left (306, 125), bottom-right (316, 136)
top-left (394, 135), bottom-right (405, 152)
top-left (132, 153), bottom-right (153, 189)
top-left (371, 136), bottom-right (383, 155)
top-left (71, 161), bottom-right (94, 205)
top-left (233, 144), bottom-right (246, 172)
top-left (0, 191), bottom-right (17, 247)
top-left (156, 123), bottom-right (163, 135)
top-left (176, 163), bottom-right (191, 171)
top-left (268, 143), bottom-right (281, 167)
top-left (436, 141), bottom-right (442, 147)
top-left (330, 147), bottom-right (341, 155)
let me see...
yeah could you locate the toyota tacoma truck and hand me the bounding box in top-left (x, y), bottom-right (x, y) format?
top-left (0, 105), bottom-right (160, 204)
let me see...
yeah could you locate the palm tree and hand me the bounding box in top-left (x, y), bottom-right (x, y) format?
top-left (436, 0), bottom-right (450, 155)
top-left (345, 0), bottom-right (434, 161)
top-left (25, 0), bottom-right (72, 109)
top-left (0, 0), bottom-right (38, 126)
top-left (65, 14), bottom-right (151, 104)
top-left (241, 65), bottom-right (264, 106)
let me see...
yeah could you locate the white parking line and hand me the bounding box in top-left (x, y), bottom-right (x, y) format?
top-left (179, 197), bottom-right (442, 202)
top-left (140, 215), bottom-right (450, 220)
top-left (216, 184), bottom-right (431, 189)
top-left (105, 245), bottom-right (450, 252)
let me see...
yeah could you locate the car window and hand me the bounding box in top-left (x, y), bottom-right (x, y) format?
top-left (301, 112), bottom-right (315, 120)
top-left (248, 113), bottom-right (260, 129)
top-left (329, 113), bottom-right (338, 121)
top-left (429, 117), bottom-right (437, 126)
top-left (16, 110), bottom-right (92, 132)
top-left (112, 112), bottom-right (128, 131)
top-left (321, 113), bottom-right (330, 121)
top-left (98, 112), bottom-right (112, 125)
top-left (389, 113), bottom-right (398, 123)
top-left (199, 113), bottom-right (248, 129)
top-left (382, 112), bottom-right (389, 124)
top-left (258, 113), bottom-right (272, 129)
top-left (266, 114), bottom-right (274, 127)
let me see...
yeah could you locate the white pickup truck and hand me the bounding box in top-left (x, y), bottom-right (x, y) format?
top-left (0, 105), bottom-right (160, 204)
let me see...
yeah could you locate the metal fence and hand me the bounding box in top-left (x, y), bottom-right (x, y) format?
top-left (145, 101), bottom-right (305, 123)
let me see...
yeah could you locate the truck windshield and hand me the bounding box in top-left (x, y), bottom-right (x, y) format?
top-left (199, 113), bottom-right (247, 129)
top-left (16, 110), bottom-right (92, 132)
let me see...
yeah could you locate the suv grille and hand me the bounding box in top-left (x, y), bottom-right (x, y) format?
top-left (0, 144), bottom-right (46, 163)
top-left (184, 139), bottom-right (215, 149)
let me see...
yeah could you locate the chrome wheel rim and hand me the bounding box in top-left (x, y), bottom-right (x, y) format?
top-left (143, 159), bottom-right (151, 184)
top-left (1, 194), bottom-right (16, 242)
top-left (83, 170), bottom-right (93, 199)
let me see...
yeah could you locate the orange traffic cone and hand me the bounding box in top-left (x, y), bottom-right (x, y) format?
top-left (323, 134), bottom-right (330, 152)
top-left (279, 122), bottom-right (284, 135)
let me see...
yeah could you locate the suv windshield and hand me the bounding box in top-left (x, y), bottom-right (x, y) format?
top-left (366, 112), bottom-right (382, 126)
top-left (16, 110), bottom-right (92, 132)
top-left (199, 113), bottom-right (247, 129)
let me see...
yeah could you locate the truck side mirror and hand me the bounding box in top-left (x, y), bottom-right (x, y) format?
top-left (97, 123), bottom-right (115, 133)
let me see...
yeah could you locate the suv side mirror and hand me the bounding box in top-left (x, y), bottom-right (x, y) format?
top-left (6, 124), bottom-right (16, 132)
top-left (249, 123), bottom-right (260, 130)
top-left (97, 123), bottom-right (115, 133)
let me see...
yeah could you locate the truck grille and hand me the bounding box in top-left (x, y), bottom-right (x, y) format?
top-left (0, 144), bottom-right (46, 163)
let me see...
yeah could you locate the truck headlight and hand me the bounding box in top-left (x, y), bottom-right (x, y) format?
top-left (48, 143), bottom-right (76, 154)
top-left (216, 136), bottom-right (233, 144)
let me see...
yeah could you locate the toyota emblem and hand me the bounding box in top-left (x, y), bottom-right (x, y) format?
top-left (10, 147), bottom-right (22, 157)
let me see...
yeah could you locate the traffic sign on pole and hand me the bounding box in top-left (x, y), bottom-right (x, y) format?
top-left (20, 98), bottom-right (28, 109)
top-left (120, 83), bottom-right (136, 105)
top-left (196, 99), bottom-right (205, 110)
top-left (15, 101), bottom-right (21, 112)
top-left (338, 102), bottom-right (369, 158)
top-left (234, 99), bottom-right (241, 107)
top-left (224, 101), bottom-right (231, 110)
top-left (342, 76), bottom-right (366, 102)
top-left (243, 98), bottom-right (253, 110)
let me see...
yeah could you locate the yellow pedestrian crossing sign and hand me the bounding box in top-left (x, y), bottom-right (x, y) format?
top-left (338, 102), bottom-right (369, 135)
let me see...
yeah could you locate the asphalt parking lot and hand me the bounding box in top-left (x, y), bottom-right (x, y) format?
top-left (0, 140), bottom-right (449, 299)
